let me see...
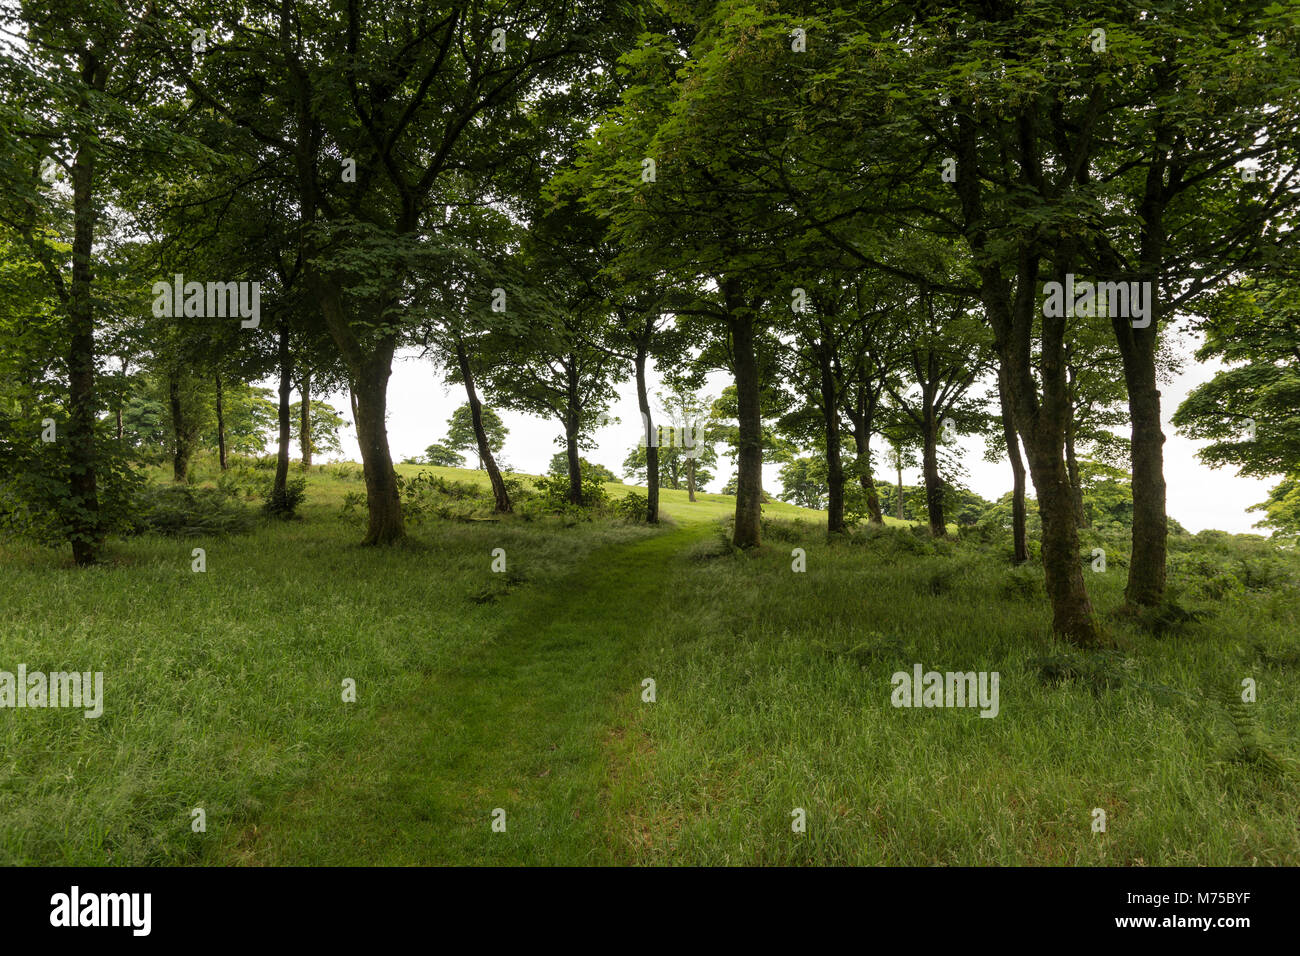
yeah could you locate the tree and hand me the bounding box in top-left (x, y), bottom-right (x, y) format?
top-left (871, 286), bottom-right (993, 537)
top-left (1248, 478), bottom-right (1300, 539)
top-left (763, 0), bottom-right (1300, 637)
top-left (1173, 279), bottom-right (1300, 479)
top-left (172, 1), bottom-right (611, 543)
top-left (548, 453), bottom-right (615, 484)
top-left (290, 401), bottom-right (346, 461)
top-left (0, 0), bottom-right (175, 563)
top-left (485, 200), bottom-right (625, 507)
top-left (623, 436), bottom-right (717, 494)
top-left (580, 11), bottom-right (801, 546)
top-left (1174, 278), bottom-right (1300, 536)
top-left (778, 457), bottom-right (828, 511)
top-left (204, 384), bottom-right (276, 458)
top-left (422, 443), bottom-right (466, 468)
top-left (444, 403), bottom-right (506, 471)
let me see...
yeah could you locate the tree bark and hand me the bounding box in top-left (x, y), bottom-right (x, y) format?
top-left (1025, 438), bottom-right (1099, 637)
top-left (300, 369), bottom-right (313, 466)
top-left (272, 323), bottom-right (292, 505)
top-left (635, 343), bottom-right (659, 522)
top-left (314, 278), bottom-right (405, 544)
top-left (853, 427), bottom-right (883, 523)
top-left (1064, 401), bottom-right (1085, 528)
top-left (997, 364), bottom-right (1028, 563)
top-left (1113, 322), bottom-right (1167, 610)
top-left (896, 458), bottom-right (905, 521)
top-left (351, 355), bottom-right (404, 544)
top-left (563, 357), bottom-right (584, 507)
top-left (726, 286), bottom-right (763, 549)
top-left (1118, 336), bottom-right (1167, 606)
top-left (1113, 152), bottom-right (1170, 607)
top-left (564, 424), bottom-right (582, 506)
top-left (846, 384), bottom-right (884, 524)
top-left (998, 296), bottom-right (1101, 642)
top-left (815, 338), bottom-right (845, 533)
top-left (921, 410), bottom-right (946, 536)
top-left (115, 360), bottom-right (126, 442)
top-left (66, 130), bottom-right (102, 564)
top-left (454, 336), bottom-right (511, 513)
top-left (215, 374), bottom-right (227, 471)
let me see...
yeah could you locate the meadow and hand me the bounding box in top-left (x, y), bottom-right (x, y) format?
top-left (1, 463), bottom-right (1297, 865)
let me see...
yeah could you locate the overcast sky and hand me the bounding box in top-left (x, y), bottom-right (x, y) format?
top-left (290, 333), bottom-right (1271, 536)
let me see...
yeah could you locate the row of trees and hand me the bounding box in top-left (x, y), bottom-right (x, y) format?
top-left (2, 1), bottom-right (1298, 648)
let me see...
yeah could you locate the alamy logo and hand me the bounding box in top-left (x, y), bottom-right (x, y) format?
top-left (50, 886), bottom-right (151, 936)
top-left (0, 665), bottom-right (103, 718)
top-left (891, 663), bottom-right (1000, 718)
top-left (640, 414), bottom-right (706, 459)
top-left (152, 274), bottom-right (261, 328)
top-left (1041, 274), bottom-right (1152, 328)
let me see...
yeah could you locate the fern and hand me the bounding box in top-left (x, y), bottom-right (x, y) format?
top-left (1217, 685), bottom-right (1293, 778)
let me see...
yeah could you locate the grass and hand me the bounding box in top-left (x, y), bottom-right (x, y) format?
top-left (1, 461), bottom-right (1297, 865)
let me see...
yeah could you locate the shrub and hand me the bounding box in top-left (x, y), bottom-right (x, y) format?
top-left (129, 485), bottom-right (256, 537)
top-left (339, 490), bottom-right (366, 520)
top-left (0, 414), bottom-right (145, 547)
top-left (1000, 564), bottom-right (1044, 601)
top-left (323, 463), bottom-right (364, 481)
top-left (532, 464), bottom-right (610, 513)
top-left (263, 477), bottom-right (308, 518)
top-left (394, 470), bottom-right (492, 523)
top-left (1115, 589), bottom-right (1208, 637)
top-left (614, 491), bottom-right (649, 522)
top-left (1030, 649), bottom-right (1135, 694)
top-left (216, 464), bottom-right (270, 501)
top-left (759, 517), bottom-right (812, 542)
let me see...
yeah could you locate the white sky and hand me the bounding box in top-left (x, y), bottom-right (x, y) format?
top-left (284, 333), bottom-right (1273, 535)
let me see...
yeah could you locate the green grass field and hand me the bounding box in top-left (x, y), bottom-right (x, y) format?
top-left (1, 463), bottom-right (1297, 865)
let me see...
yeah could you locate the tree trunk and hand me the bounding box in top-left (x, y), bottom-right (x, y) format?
top-left (1114, 320), bottom-right (1167, 607)
top-left (921, 412), bottom-right (946, 536)
top-left (727, 289), bottom-right (763, 549)
top-left (314, 278), bottom-right (405, 544)
top-left (115, 358), bottom-right (130, 442)
top-left (987, 266), bottom-right (1101, 645)
top-left (300, 369), bottom-right (312, 466)
top-left (272, 323), bottom-right (292, 504)
top-left (953, 110), bottom-right (1102, 646)
top-left (816, 340), bottom-right (845, 533)
top-left (635, 344), bottom-right (659, 522)
top-left (687, 456), bottom-right (697, 502)
top-left (854, 429), bottom-right (884, 524)
top-left (997, 364), bottom-right (1028, 563)
top-left (1064, 381), bottom-right (1085, 528)
top-left (1114, 157), bottom-right (1170, 607)
top-left (1025, 439), bottom-right (1099, 639)
top-left (453, 336), bottom-right (510, 513)
top-left (565, 424), bottom-right (582, 506)
top-left (66, 135), bottom-right (102, 565)
top-left (351, 351), bottom-right (405, 544)
top-left (169, 373), bottom-right (190, 483)
top-left (215, 374), bottom-right (227, 471)
top-left (896, 458), bottom-right (905, 521)
top-left (847, 387), bottom-right (884, 524)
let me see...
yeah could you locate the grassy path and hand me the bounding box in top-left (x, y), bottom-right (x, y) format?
top-left (217, 522), bottom-right (705, 865)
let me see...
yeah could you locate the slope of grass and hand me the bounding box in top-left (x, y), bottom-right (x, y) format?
top-left (1, 461), bottom-right (1296, 865)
